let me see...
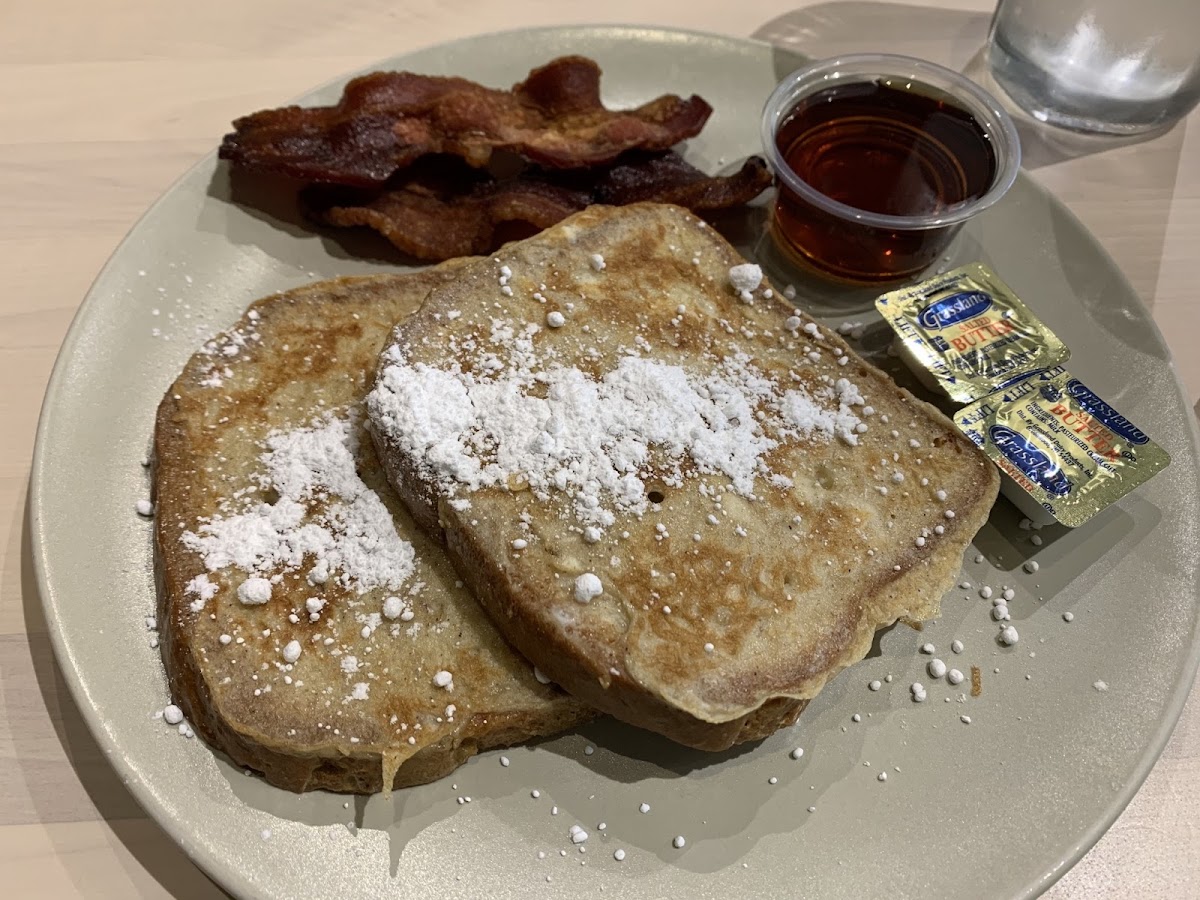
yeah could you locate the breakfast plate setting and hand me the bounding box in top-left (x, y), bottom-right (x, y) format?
top-left (30, 24), bottom-right (1200, 900)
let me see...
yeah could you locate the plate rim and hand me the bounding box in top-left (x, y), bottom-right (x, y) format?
top-left (27, 22), bottom-right (1200, 900)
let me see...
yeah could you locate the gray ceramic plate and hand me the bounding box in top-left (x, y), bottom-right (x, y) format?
top-left (30, 25), bottom-right (1200, 900)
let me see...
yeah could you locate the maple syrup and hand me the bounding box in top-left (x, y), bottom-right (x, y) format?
top-left (771, 80), bottom-right (999, 283)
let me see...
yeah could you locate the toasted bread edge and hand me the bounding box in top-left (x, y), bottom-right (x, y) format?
top-left (151, 274), bottom-right (594, 792)
top-left (368, 204), bottom-right (1000, 751)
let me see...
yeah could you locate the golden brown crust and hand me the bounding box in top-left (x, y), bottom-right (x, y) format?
top-left (153, 268), bottom-right (592, 793)
top-left (436, 502), bottom-right (808, 750)
top-left (369, 203), bottom-right (1000, 750)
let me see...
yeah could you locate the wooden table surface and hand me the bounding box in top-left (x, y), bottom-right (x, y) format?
top-left (1, 0), bottom-right (1197, 896)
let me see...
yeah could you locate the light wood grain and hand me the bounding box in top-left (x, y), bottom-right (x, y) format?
top-left (1, 1), bottom-right (1196, 897)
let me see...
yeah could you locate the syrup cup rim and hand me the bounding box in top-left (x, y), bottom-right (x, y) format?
top-left (760, 53), bottom-right (1022, 231)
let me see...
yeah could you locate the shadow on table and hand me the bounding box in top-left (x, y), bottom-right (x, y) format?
top-left (754, 1), bottom-right (1191, 168)
top-left (753, 1), bottom-right (1189, 302)
top-left (7, 491), bottom-right (227, 899)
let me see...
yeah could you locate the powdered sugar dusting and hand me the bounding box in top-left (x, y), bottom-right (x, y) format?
top-left (182, 416), bottom-right (415, 597)
top-left (369, 337), bottom-right (865, 530)
top-left (779, 378), bottom-right (866, 446)
top-left (194, 318), bottom-right (262, 386)
top-left (184, 573), bottom-right (219, 612)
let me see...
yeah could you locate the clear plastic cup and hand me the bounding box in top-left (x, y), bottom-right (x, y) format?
top-left (760, 54), bottom-right (1021, 284)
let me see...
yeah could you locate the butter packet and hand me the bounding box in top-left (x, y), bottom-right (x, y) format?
top-left (876, 262), bottom-right (1071, 404)
top-left (954, 369), bottom-right (1170, 527)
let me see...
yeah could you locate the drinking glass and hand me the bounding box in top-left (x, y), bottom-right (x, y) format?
top-left (987, 0), bottom-right (1200, 134)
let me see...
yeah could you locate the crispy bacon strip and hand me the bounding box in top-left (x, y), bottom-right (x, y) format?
top-left (301, 153), bottom-right (773, 261)
top-left (219, 56), bottom-right (713, 188)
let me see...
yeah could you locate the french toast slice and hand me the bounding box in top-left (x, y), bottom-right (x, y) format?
top-left (367, 203), bottom-right (999, 751)
top-left (153, 266), bottom-right (592, 793)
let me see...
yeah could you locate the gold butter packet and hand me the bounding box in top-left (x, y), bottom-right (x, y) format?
top-left (954, 369), bottom-right (1170, 527)
top-left (876, 262), bottom-right (1071, 404)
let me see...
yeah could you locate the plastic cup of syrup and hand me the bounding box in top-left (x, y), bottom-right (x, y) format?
top-left (760, 54), bottom-right (1021, 284)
